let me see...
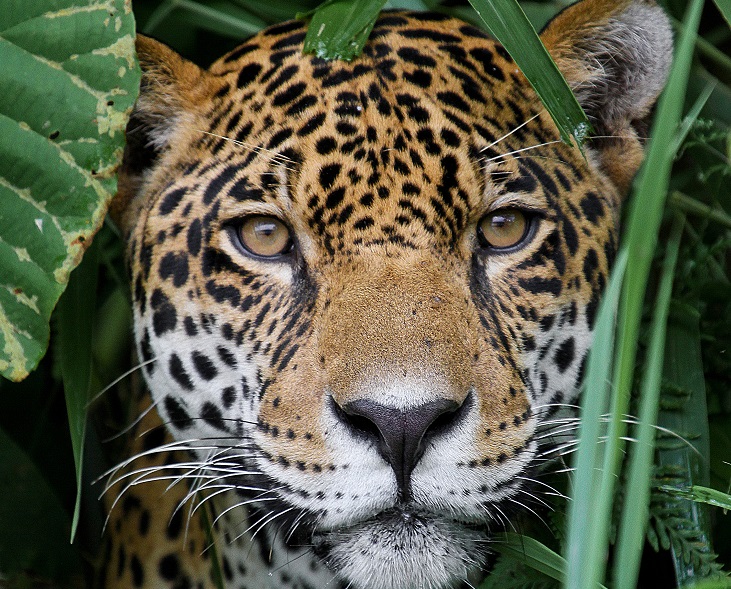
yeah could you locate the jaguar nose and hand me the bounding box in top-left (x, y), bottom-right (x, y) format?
top-left (334, 396), bottom-right (467, 501)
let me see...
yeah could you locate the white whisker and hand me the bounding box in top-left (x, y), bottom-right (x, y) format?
top-left (480, 112), bottom-right (542, 152)
top-left (483, 140), bottom-right (562, 165)
top-left (89, 357), bottom-right (157, 407)
top-left (199, 130), bottom-right (297, 170)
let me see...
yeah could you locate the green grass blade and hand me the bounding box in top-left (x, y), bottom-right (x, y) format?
top-left (711, 0), bottom-right (731, 28)
top-left (611, 0), bottom-right (704, 454)
top-left (56, 239), bottom-right (99, 542)
top-left (231, 1), bottom-right (321, 24)
top-left (199, 500), bottom-right (226, 589)
top-left (660, 485), bottom-right (731, 511)
top-left (613, 213), bottom-right (685, 589)
top-left (490, 532), bottom-right (607, 588)
top-left (669, 191), bottom-right (731, 229)
top-left (564, 249), bottom-right (627, 589)
top-left (303, 0), bottom-right (387, 61)
top-left (598, 4), bottom-right (705, 579)
top-left (155, 0), bottom-right (265, 37)
top-left (611, 78), bottom-right (716, 586)
top-left (141, 0), bottom-right (177, 34)
top-left (670, 80), bottom-right (716, 155)
top-left (565, 1), bottom-right (704, 586)
top-left (466, 0), bottom-right (589, 145)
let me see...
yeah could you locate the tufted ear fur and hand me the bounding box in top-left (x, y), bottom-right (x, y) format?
top-left (540, 0), bottom-right (673, 193)
top-left (110, 36), bottom-right (209, 237)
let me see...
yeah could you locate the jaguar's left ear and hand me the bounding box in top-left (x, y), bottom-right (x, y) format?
top-left (540, 0), bottom-right (673, 193)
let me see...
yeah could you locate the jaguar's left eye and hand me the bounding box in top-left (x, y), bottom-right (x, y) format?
top-left (236, 215), bottom-right (293, 258)
top-left (476, 208), bottom-right (530, 250)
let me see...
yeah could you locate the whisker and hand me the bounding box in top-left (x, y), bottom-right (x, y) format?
top-left (100, 396), bottom-right (161, 443)
top-left (285, 510), bottom-right (311, 543)
top-left (99, 439), bottom-right (226, 481)
top-left (267, 546), bottom-right (317, 574)
top-left (199, 130), bottom-right (297, 170)
top-left (512, 153), bottom-right (568, 166)
top-left (507, 497), bottom-right (550, 531)
top-left (247, 507), bottom-right (296, 544)
top-left (514, 486), bottom-right (552, 510)
top-left (88, 357), bottom-right (157, 407)
top-left (491, 503), bottom-right (516, 532)
top-left (480, 112), bottom-right (542, 152)
top-left (482, 139), bottom-right (562, 164)
top-left (533, 402), bottom-right (581, 413)
top-left (212, 494), bottom-right (282, 528)
top-left (515, 476), bottom-right (569, 500)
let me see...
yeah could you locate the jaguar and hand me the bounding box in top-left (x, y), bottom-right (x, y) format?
top-left (106, 1), bottom-right (672, 587)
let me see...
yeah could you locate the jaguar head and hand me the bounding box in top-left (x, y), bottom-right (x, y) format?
top-left (112, 1), bottom-right (672, 587)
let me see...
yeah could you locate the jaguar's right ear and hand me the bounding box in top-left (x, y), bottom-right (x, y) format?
top-left (539, 0), bottom-right (672, 194)
top-left (110, 36), bottom-right (207, 238)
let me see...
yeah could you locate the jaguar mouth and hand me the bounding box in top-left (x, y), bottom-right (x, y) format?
top-left (312, 507), bottom-right (488, 589)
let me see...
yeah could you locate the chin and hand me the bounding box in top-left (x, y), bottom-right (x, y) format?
top-left (313, 509), bottom-right (488, 589)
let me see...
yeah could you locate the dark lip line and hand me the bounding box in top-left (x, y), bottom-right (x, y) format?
top-left (314, 505), bottom-right (489, 535)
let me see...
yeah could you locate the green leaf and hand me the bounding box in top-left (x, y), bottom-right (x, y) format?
top-left (654, 302), bottom-right (720, 583)
top-left (303, 0), bottom-right (387, 61)
top-left (563, 248), bottom-right (628, 588)
top-left (564, 0), bottom-right (705, 585)
top-left (56, 238), bottom-right (98, 542)
top-left (659, 485), bottom-right (731, 511)
top-left (466, 0), bottom-right (590, 146)
top-left (0, 0), bottom-right (139, 382)
top-left (488, 533), bottom-right (607, 588)
top-left (143, 0), bottom-right (266, 37)
top-left (710, 0), bottom-right (731, 29)
top-left (613, 213), bottom-right (685, 589)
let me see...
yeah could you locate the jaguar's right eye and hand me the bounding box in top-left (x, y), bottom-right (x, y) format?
top-left (476, 208), bottom-right (530, 251)
top-left (235, 215), bottom-right (293, 259)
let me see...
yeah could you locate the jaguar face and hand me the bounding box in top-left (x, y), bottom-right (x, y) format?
top-left (112, 2), bottom-right (672, 587)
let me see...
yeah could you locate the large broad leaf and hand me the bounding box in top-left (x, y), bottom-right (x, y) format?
top-left (0, 0), bottom-right (139, 382)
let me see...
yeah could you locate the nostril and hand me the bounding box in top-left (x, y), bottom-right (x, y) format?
top-left (330, 393), bottom-right (471, 500)
top-left (423, 393), bottom-right (471, 440)
top-left (332, 401), bottom-right (382, 443)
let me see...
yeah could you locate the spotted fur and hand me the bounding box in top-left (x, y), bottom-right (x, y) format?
top-left (107, 2), bottom-right (672, 588)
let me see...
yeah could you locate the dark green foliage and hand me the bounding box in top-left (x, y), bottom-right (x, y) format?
top-left (650, 467), bottom-right (725, 579)
top-left (482, 553), bottom-right (560, 589)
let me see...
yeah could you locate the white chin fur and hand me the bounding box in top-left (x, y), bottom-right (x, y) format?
top-left (318, 512), bottom-right (485, 589)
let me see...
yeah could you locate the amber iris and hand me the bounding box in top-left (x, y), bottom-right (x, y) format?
top-left (477, 209), bottom-right (528, 249)
top-left (238, 216), bottom-right (292, 257)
